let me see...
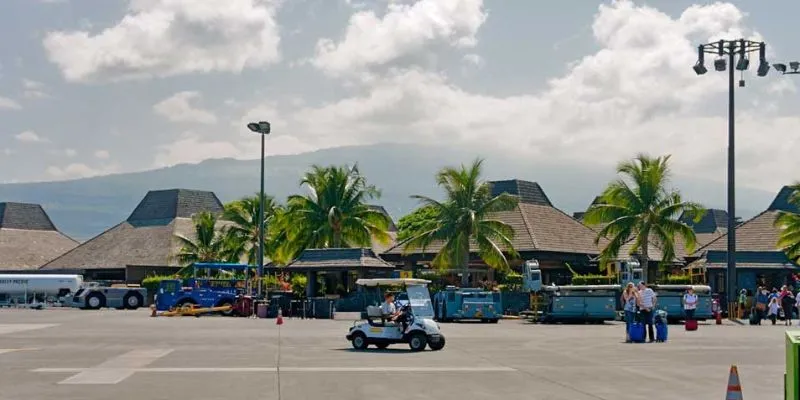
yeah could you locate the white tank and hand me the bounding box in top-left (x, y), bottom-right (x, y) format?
top-left (0, 274), bottom-right (83, 298)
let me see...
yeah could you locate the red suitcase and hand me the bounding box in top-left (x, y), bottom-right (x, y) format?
top-left (685, 319), bottom-right (698, 331)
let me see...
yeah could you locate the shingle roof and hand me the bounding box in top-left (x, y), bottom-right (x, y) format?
top-left (0, 202), bottom-right (78, 271)
top-left (680, 209), bottom-right (728, 234)
top-left (0, 202), bottom-right (57, 230)
top-left (384, 202), bottom-right (602, 256)
top-left (41, 189), bottom-right (227, 270)
top-left (692, 250), bottom-right (798, 270)
top-left (694, 210), bottom-right (781, 254)
top-left (768, 186), bottom-right (800, 213)
top-left (489, 180), bottom-right (552, 206)
top-left (127, 189), bottom-right (224, 222)
top-left (282, 248), bottom-right (395, 271)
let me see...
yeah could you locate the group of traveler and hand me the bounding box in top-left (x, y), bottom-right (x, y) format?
top-left (621, 281), bottom-right (698, 343)
top-left (749, 285), bottom-right (799, 325)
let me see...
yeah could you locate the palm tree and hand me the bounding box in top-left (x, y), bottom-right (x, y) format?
top-left (174, 211), bottom-right (240, 265)
top-left (223, 194), bottom-right (282, 265)
top-left (583, 154), bottom-right (704, 281)
top-left (775, 183), bottom-right (800, 263)
top-left (279, 164), bottom-right (392, 257)
top-left (403, 159), bottom-right (519, 287)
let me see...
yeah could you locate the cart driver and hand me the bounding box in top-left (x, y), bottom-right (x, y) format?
top-left (381, 293), bottom-right (407, 331)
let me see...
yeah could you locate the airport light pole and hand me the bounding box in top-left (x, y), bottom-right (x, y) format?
top-left (247, 121), bottom-right (271, 297)
top-left (692, 39), bottom-right (769, 319)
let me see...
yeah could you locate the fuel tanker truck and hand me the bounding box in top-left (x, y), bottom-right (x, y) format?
top-left (0, 274), bottom-right (82, 305)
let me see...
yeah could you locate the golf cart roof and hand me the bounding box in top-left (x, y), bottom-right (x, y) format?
top-left (355, 278), bottom-right (431, 287)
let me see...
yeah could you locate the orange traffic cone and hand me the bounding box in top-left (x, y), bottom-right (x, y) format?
top-left (276, 308), bottom-right (283, 325)
top-left (725, 365), bottom-right (743, 400)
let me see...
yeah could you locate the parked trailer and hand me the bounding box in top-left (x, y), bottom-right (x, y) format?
top-left (69, 282), bottom-right (147, 310)
top-left (0, 274), bottom-right (82, 303)
top-left (433, 286), bottom-right (502, 323)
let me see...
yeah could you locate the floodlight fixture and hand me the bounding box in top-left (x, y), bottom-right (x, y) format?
top-left (736, 56), bottom-right (749, 71)
top-left (693, 45), bottom-right (707, 75)
top-left (714, 58), bottom-right (727, 72)
top-left (247, 121), bottom-right (271, 134)
top-left (756, 43), bottom-right (769, 76)
top-left (791, 61), bottom-right (800, 72)
top-left (774, 63), bottom-right (788, 74)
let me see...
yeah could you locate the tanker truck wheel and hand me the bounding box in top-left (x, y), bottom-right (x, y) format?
top-left (123, 292), bottom-right (144, 310)
top-left (85, 293), bottom-right (105, 310)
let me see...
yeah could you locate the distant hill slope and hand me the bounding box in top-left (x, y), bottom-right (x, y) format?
top-left (0, 143), bottom-right (778, 241)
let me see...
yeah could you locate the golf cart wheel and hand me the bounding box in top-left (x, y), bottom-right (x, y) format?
top-left (375, 343), bottom-right (389, 349)
top-left (428, 336), bottom-right (445, 351)
top-left (490, 319), bottom-right (499, 324)
top-left (351, 332), bottom-right (368, 350)
top-left (409, 332), bottom-right (427, 352)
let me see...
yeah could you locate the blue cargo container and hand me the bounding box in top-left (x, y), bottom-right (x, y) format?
top-left (433, 286), bottom-right (502, 323)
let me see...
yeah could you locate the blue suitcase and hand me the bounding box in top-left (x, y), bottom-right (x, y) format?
top-left (629, 322), bottom-right (645, 343)
top-left (656, 322), bottom-right (668, 342)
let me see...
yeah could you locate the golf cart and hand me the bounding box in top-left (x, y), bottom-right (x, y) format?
top-left (346, 278), bottom-right (445, 351)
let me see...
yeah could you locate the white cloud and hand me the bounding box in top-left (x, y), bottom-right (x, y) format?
top-left (42, 0), bottom-right (282, 82)
top-left (65, 148), bottom-right (77, 157)
top-left (153, 132), bottom-right (241, 167)
top-left (45, 163), bottom-right (119, 180)
top-left (312, 0), bottom-right (486, 76)
top-left (268, 1), bottom-right (800, 192)
top-left (15, 130), bottom-right (47, 143)
top-left (154, 91), bottom-right (218, 124)
top-left (22, 79), bottom-right (52, 99)
top-left (0, 96), bottom-right (21, 110)
top-left (94, 149), bottom-right (110, 159)
top-left (462, 53), bottom-right (482, 67)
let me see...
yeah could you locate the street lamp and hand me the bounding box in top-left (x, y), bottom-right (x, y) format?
top-left (692, 39), bottom-right (769, 319)
top-left (247, 121), bottom-right (271, 297)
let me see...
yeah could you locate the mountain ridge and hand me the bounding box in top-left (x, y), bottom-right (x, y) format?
top-left (0, 143), bottom-right (779, 241)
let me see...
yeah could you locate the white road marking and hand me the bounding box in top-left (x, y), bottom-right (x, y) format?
top-left (0, 348), bottom-right (39, 355)
top-left (0, 324), bottom-right (58, 335)
top-left (58, 349), bottom-right (173, 384)
top-left (35, 366), bottom-right (516, 374)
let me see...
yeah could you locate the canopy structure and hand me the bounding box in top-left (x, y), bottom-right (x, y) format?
top-left (356, 278), bottom-right (431, 287)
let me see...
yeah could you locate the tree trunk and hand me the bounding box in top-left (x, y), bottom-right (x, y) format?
top-left (332, 227), bottom-right (342, 248)
top-left (460, 243), bottom-right (470, 287)
top-left (640, 235), bottom-right (652, 283)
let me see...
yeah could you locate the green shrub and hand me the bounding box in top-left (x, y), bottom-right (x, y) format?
top-left (290, 274), bottom-right (308, 297)
top-left (498, 272), bottom-right (523, 292)
top-left (141, 275), bottom-right (175, 293)
top-left (570, 274), bottom-right (615, 285)
top-left (662, 274), bottom-right (691, 284)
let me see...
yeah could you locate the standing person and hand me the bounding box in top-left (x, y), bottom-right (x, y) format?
top-left (755, 287), bottom-right (769, 325)
top-left (768, 297), bottom-right (780, 325)
top-left (683, 287), bottom-right (698, 321)
top-left (621, 282), bottom-right (638, 343)
top-left (781, 286), bottom-right (796, 326)
top-left (738, 289), bottom-right (748, 319)
top-left (637, 281), bottom-right (657, 343)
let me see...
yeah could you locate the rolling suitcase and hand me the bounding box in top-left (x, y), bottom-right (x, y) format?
top-left (629, 322), bottom-right (646, 343)
top-left (685, 319), bottom-right (698, 331)
top-left (655, 322), bottom-right (668, 342)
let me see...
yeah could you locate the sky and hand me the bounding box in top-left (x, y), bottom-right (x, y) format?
top-left (0, 0), bottom-right (799, 192)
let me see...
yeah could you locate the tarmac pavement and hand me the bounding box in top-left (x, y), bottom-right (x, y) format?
top-left (0, 308), bottom-right (789, 400)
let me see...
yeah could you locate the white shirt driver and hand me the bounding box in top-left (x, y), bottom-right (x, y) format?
top-left (380, 301), bottom-right (396, 316)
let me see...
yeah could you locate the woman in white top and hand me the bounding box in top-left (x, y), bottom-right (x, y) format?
top-left (682, 287), bottom-right (698, 321)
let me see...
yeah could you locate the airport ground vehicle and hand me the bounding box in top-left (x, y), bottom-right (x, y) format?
top-left (432, 286), bottom-right (501, 322)
top-left (0, 274), bottom-right (82, 303)
top-left (70, 282), bottom-right (148, 310)
top-left (346, 278), bottom-right (445, 351)
top-left (521, 259), bottom-right (712, 322)
top-left (154, 263), bottom-right (256, 316)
